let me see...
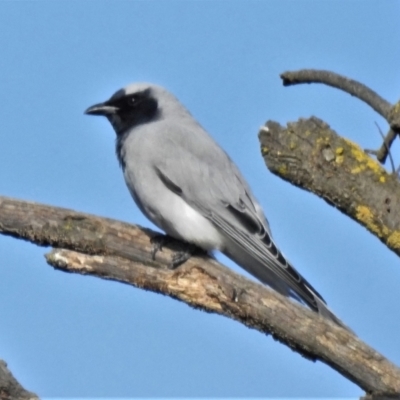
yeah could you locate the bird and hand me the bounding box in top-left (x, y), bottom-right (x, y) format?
top-left (85, 82), bottom-right (345, 327)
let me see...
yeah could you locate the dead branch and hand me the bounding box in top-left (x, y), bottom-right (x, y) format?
top-left (280, 69), bottom-right (400, 164)
top-left (375, 128), bottom-right (398, 165)
top-left (1, 196), bottom-right (400, 397)
top-left (0, 359), bottom-right (39, 400)
top-left (280, 69), bottom-right (391, 118)
top-left (259, 118), bottom-right (400, 257)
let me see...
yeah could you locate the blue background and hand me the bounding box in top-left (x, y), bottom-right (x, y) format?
top-left (0, 1), bottom-right (399, 398)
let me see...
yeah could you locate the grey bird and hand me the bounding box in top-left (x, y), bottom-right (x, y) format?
top-left (85, 82), bottom-right (344, 327)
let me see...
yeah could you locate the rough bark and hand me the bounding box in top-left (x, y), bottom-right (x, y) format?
top-left (0, 359), bottom-right (38, 400)
top-left (280, 69), bottom-right (400, 164)
top-left (1, 196), bottom-right (400, 398)
top-left (259, 118), bottom-right (400, 257)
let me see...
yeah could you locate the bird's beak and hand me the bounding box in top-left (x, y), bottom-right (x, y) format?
top-left (84, 102), bottom-right (119, 116)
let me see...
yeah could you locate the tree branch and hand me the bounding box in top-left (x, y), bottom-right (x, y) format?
top-left (0, 359), bottom-right (39, 400)
top-left (280, 69), bottom-right (400, 164)
top-left (375, 128), bottom-right (398, 165)
top-left (280, 69), bottom-right (392, 119)
top-left (259, 118), bottom-right (400, 257)
top-left (1, 196), bottom-right (400, 397)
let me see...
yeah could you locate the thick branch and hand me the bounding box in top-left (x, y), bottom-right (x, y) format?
top-left (0, 359), bottom-right (39, 400)
top-left (45, 247), bottom-right (400, 396)
top-left (280, 69), bottom-right (392, 119)
top-left (1, 196), bottom-right (400, 396)
top-left (259, 118), bottom-right (400, 257)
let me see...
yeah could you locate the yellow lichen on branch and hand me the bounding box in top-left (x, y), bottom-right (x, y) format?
top-left (343, 139), bottom-right (388, 182)
top-left (259, 117), bottom-right (400, 258)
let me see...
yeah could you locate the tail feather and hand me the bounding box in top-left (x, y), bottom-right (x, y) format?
top-left (223, 239), bottom-right (352, 331)
top-left (312, 292), bottom-right (353, 332)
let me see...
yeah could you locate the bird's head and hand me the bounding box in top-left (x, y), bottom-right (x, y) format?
top-left (85, 82), bottom-right (169, 135)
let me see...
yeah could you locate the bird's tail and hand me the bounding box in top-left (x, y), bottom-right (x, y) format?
top-left (223, 241), bottom-right (352, 331)
top-left (309, 288), bottom-right (353, 332)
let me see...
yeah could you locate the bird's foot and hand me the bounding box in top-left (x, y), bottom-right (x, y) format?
top-left (150, 234), bottom-right (206, 269)
top-left (169, 243), bottom-right (199, 269)
top-left (150, 234), bottom-right (173, 260)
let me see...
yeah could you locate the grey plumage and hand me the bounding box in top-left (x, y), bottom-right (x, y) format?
top-left (85, 82), bottom-right (344, 327)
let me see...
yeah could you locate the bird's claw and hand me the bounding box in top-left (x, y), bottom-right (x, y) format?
top-left (169, 246), bottom-right (195, 269)
top-left (150, 235), bottom-right (201, 269)
top-left (150, 234), bottom-right (172, 260)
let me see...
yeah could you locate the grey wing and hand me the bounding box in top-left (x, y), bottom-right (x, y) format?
top-left (154, 134), bottom-right (326, 314)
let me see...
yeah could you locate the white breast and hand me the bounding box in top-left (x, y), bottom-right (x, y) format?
top-left (147, 185), bottom-right (225, 251)
top-left (161, 191), bottom-right (225, 251)
top-left (123, 165), bottom-right (224, 252)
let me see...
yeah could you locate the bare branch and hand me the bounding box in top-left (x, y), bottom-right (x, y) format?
top-left (0, 359), bottom-right (39, 400)
top-left (280, 69), bottom-right (392, 119)
top-left (1, 196), bottom-right (400, 396)
top-left (280, 70), bottom-right (400, 166)
top-left (388, 100), bottom-right (400, 130)
top-left (0, 196), bottom-right (161, 265)
top-left (46, 247), bottom-right (400, 395)
top-left (259, 118), bottom-right (400, 257)
top-left (375, 126), bottom-right (397, 167)
top-left (366, 124), bottom-right (397, 170)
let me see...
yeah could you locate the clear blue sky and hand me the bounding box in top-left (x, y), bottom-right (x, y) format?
top-left (1, 1), bottom-right (399, 398)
